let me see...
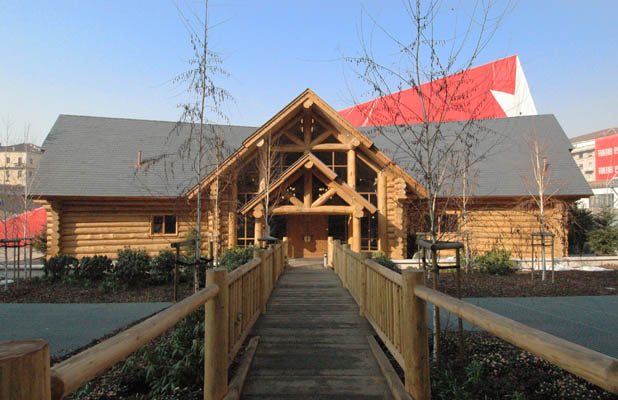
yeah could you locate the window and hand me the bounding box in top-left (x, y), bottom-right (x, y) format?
top-left (18, 157), bottom-right (22, 166)
top-left (590, 194), bottom-right (613, 209)
top-left (328, 215), bottom-right (347, 242)
top-left (5, 157), bottom-right (9, 164)
top-left (17, 170), bottom-right (22, 178)
top-left (237, 214), bottom-right (255, 248)
top-left (314, 151), bottom-right (347, 178)
top-left (361, 214), bottom-right (378, 251)
top-left (151, 215), bottom-right (177, 235)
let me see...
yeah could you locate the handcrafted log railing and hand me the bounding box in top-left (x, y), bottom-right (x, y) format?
top-left (0, 238), bottom-right (289, 400)
top-left (329, 238), bottom-right (618, 399)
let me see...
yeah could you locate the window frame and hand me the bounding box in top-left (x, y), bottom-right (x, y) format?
top-left (150, 214), bottom-right (178, 237)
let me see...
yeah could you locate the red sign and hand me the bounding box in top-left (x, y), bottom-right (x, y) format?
top-left (595, 134), bottom-right (618, 181)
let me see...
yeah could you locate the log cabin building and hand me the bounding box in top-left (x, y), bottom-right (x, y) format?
top-left (33, 89), bottom-right (591, 260)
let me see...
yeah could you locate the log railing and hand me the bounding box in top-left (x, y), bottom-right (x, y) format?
top-left (0, 238), bottom-right (289, 400)
top-left (329, 238), bottom-right (618, 399)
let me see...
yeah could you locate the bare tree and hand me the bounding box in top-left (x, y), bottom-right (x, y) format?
top-left (172, 0), bottom-right (233, 264)
top-left (346, 0), bottom-right (512, 363)
top-left (255, 132), bottom-right (285, 240)
top-left (522, 131), bottom-right (565, 281)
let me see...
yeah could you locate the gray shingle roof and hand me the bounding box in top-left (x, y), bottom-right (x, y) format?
top-left (32, 115), bottom-right (255, 197)
top-left (359, 114), bottom-right (592, 198)
top-left (34, 113), bottom-right (591, 199)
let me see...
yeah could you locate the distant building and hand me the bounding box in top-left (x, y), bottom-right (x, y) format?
top-left (570, 128), bottom-right (618, 209)
top-left (0, 143), bottom-right (43, 216)
top-left (0, 143), bottom-right (43, 186)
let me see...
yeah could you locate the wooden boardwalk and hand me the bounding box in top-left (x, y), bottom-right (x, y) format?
top-left (242, 259), bottom-right (393, 399)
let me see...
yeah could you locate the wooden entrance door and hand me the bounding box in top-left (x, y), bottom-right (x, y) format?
top-left (287, 215), bottom-right (328, 258)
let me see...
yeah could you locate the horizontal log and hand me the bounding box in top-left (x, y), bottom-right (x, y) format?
top-left (226, 258), bottom-right (261, 284)
top-left (272, 205), bottom-right (353, 215)
top-left (365, 259), bottom-right (403, 286)
top-left (414, 286), bottom-right (618, 394)
top-left (50, 284), bottom-right (220, 400)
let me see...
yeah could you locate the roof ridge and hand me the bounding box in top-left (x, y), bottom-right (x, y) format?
top-left (58, 114), bottom-right (258, 129)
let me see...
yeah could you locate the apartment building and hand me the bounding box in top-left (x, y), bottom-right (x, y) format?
top-left (570, 127), bottom-right (618, 209)
top-left (0, 143), bottom-right (43, 186)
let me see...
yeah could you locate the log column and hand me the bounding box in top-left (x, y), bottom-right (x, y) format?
top-left (377, 170), bottom-right (388, 253)
top-left (228, 177), bottom-right (238, 248)
top-left (348, 148), bottom-right (362, 252)
top-left (254, 206), bottom-right (264, 245)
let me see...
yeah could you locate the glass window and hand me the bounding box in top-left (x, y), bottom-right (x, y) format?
top-left (152, 215), bottom-right (176, 235)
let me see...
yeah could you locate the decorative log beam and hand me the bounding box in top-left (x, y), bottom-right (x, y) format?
top-left (303, 170), bottom-right (312, 207)
top-left (303, 108), bottom-right (312, 146)
top-left (309, 129), bottom-right (337, 148)
top-left (304, 160), bottom-right (314, 169)
top-left (228, 176), bottom-right (238, 248)
top-left (272, 205), bottom-right (353, 215)
top-left (312, 187), bottom-right (337, 208)
top-left (281, 131), bottom-right (305, 146)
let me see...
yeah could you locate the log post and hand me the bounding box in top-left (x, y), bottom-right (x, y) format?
top-left (327, 236), bottom-right (334, 267)
top-left (174, 245), bottom-right (180, 303)
top-left (205, 270), bottom-right (229, 400)
top-left (0, 339), bottom-right (51, 400)
top-left (359, 253), bottom-right (371, 316)
top-left (402, 270), bottom-right (430, 400)
top-left (342, 244), bottom-right (350, 288)
top-left (282, 237), bottom-right (289, 265)
top-left (254, 248), bottom-right (268, 315)
top-left (228, 178), bottom-right (238, 249)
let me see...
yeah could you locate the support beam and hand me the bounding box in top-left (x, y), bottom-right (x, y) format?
top-left (378, 171), bottom-right (388, 252)
top-left (352, 214), bottom-right (362, 253)
top-left (228, 178), bottom-right (238, 248)
top-left (254, 218), bottom-right (263, 244)
top-left (312, 187), bottom-right (337, 207)
top-left (303, 170), bottom-right (312, 208)
top-left (347, 149), bottom-right (356, 189)
top-left (272, 205), bottom-right (353, 215)
top-left (303, 109), bottom-right (312, 146)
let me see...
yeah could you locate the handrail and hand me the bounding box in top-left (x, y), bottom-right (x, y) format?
top-left (2, 237), bottom-right (289, 400)
top-left (328, 236), bottom-right (618, 399)
top-left (50, 284), bottom-right (220, 399)
top-left (414, 285), bottom-right (618, 394)
top-left (226, 258), bottom-right (261, 284)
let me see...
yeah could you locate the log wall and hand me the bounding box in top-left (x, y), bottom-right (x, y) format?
top-left (47, 198), bottom-right (200, 259)
top-left (408, 199), bottom-right (570, 258)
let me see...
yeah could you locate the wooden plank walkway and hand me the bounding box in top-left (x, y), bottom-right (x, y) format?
top-left (242, 259), bottom-right (393, 399)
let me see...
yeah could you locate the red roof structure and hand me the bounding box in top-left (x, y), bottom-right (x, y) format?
top-left (0, 207), bottom-right (46, 242)
top-left (339, 55), bottom-right (537, 127)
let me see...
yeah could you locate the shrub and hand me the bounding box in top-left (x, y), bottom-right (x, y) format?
top-left (474, 250), bottom-right (516, 275)
top-left (150, 250), bottom-right (175, 284)
top-left (114, 247), bottom-right (151, 287)
top-left (218, 246), bottom-right (255, 271)
top-left (43, 254), bottom-right (78, 281)
top-left (119, 307), bottom-right (205, 397)
top-left (74, 255), bottom-right (113, 281)
top-left (372, 250), bottom-right (399, 272)
top-left (588, 227), bottom-right (618, 255)
top-left (32, 228), bottom-right (47, 254)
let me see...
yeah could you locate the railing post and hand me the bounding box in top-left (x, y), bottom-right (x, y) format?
top-left (254, 248), bottom-right (268, 315)
top-left (359, 253), bottom-right (370, 316)
top-left (0, 339), bottom-right (51, 400)
top-left (333, 240), bottom-right (340, 276)
top-left (282, 237), bottom-right (289, 262)
top-left (327, 236), bottom-right (334, 267)
top-left (402, 270), bottom-right (430, 400)
top-left (205, 270), bottom-right (229, 400)
top-left (342, 244), bottom-right (350, 289)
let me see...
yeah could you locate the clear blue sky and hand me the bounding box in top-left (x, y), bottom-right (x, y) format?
top-left (1, 1), bottom-right (617, 145)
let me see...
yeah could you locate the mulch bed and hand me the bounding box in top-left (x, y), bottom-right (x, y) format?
top-left (2, 269), bottom-right (617, 304)
top-left (438, 269), bottom-right (618, 298)
top-left (0, 279), bottom-right (194, 303)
